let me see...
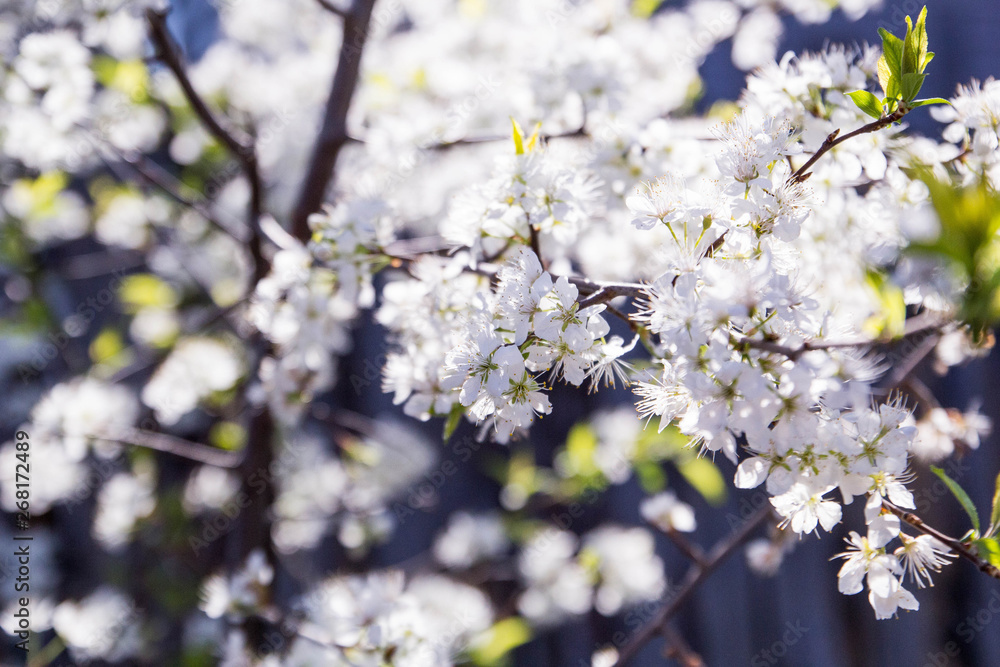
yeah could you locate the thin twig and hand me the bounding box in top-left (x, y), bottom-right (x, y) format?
top-left (95, 426), bottom-right (242, 468)
top-left (882, 500), bottom-right (1000, 581)
top-left (789, 109), bottom-right (906, 183)
top-left (80, 125), bottom-right (249, 243)
top-left (571, 277), bottom-right (647, 308)
top-left (732, 321), bottom-right (948, 364)
top-left (290, 0), bottom-right (378, 240)
top-left (661, 624), bottom-right (706, 667)
top-left (421, 125), bottom-right (588, 151)
top-left (899, 376), bottom-right (941, 415)
top-left (315, 0), bottom-right (349, 17)
top-left (881, 325), bottom-right (945, 390)
top-left (664, 529), bottom-right (707, 568)
top-left (613, 505), bottom-right (772, 666)
top-left (146, 8), bottom-right (267, 281)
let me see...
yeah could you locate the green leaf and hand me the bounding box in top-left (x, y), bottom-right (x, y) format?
top-left (876, 55), bottom-right (894, 101)
top-left (469, 617), bottom-right (533, 666)
top-left (847, 90), bottom-right (884, 119)
top-left (921, 51), bottom-right (935, 70)
top-left (989, 471), bottom-right (1000, 537)
top-left (901, 72), bottom-right (927, 102)
top-left (443, 402), bottom-right (464, 442)
top-left (901, 14), bottom-right (918, 76)
top-left (511, 117), bottom-right (525, 155)
top-left (972, 537), bottom-right (1000, 568)
top-left (561, 423), bottom-right (602, 480)
top-left (910, 97), bottom-right (951, 108)
top-left (878, 27), bottom-right (904, 80)
top-left (209, 421), bottom-right (246, 451)
top-left (118, 274), bottom-right (179, 312)
top-left (913, 6), bottom-right (930, 71)
top-left (862, 269), bottom-right (906, 338)
top-left (636, 460), bottom-right (666, 493)
top-left (677, 457), bottom-right (727, 506)
top-left (908, 170), bottom-right (1000, 336)
top-left (931, 465), bottom-right (980, 534)
top-left (89, 328), bottom-right (124, 365)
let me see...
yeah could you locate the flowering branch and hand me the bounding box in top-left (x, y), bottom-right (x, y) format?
top-left (291, 0), bottom-right (378, 240)
top-left (882, 500), bottom-right (1000, 581)
top-left (789, 109), bottom-right (906, 183)
top-left (613, 505), bottom-right (773, 666)
top-left (146, 8), bottom-right (267, 282)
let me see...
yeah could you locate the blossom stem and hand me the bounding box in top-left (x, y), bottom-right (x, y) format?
top-left (613, 505), bottom-right (772, 666)
top-left (882, 500), bottom-right (1000, 581)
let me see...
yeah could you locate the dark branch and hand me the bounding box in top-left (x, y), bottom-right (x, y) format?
top-left (315, 0), bottom-right (349, 17)
top-left (98, 139), bottom-right (249, 243)
top-left (146, 8), bottom-right (267, 282)
top-left (571, 277), bottom-right (647, 309)
top-left (423, 125), bottom-right (588, 151)
top-left (96, 426), bottom-right (242, 468)
top-left (290, 0), bottom-right (378, 241)
top-left (528, 224), bottom-right (543, 267)
top-left (613, 505), bottom-right (772, 665)
top-left (789, 109), bottom-right (906, 184)
top-left (882, 500), bottom-right (1000, 581)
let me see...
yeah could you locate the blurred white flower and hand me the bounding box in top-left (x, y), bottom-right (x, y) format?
top-left (640, 491), bottom-right (697, 533)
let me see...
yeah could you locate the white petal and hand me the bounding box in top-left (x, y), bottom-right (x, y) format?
top-left (735, 457), bottom-right (768, 489)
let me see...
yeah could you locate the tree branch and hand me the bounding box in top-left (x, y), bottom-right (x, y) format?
top-left (423, 125), bottom-right (588, 151)
top-left (662, 624), bottom-right (706, 667)
top-left (731, 320), bottom-right (949, 364)
top-left (290, 0), bottom-right (378, 241)
top-left (789, 109), bottom-right (906, 184)
top-left (571, 277), bottom-right (647, 309)
top-left (97, 138), bottom-right (249, 243)
top-left (882, 500), bottom-right (1000, 581)
top-left (613, 505), bottom-right (772, 666)
top-left (528, 224), bottom-right (543, 267)
top-left (145, 8), bottom-right (267, 282)
top-left (95, 426), bottom-right (242, 468)
top-left (315, 0), bottom-right (349, 17)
